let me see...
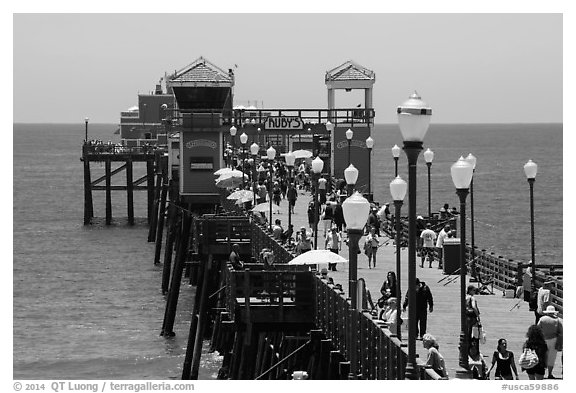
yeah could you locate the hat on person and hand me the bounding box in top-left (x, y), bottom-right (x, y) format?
top-left (300, 226), bottom-right (306, 230)
top-left (543, 305), bottom-right (558, 317)
top-left (543, 278), bottom-right (555, 286)
top-left (417, 215), bottom-right (424, 220)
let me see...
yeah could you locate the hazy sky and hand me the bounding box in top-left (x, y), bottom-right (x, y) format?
top-left (13, 13), bottom-right (562, 124)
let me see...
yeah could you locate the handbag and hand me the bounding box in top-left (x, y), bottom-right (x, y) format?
top-left (471, 324), bottom-right (487, 345)
top-left (518, 347), bottom-right (539, 369)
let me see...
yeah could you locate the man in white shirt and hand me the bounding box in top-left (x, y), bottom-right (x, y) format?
top-left (420, 223), bottom-right (437, 268)
top-left (435, 225), bottom-right (451, 269)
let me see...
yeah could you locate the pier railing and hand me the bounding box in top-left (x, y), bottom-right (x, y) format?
top-left (383, 218), bottom-right (563, 316)
top-left (314, 275), bottom-right (442, 380)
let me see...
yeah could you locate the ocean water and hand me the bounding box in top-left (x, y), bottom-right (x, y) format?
top-left (12, 122), bottom-right (562, 379)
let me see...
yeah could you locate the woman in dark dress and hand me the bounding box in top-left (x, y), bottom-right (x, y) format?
top-left (380, 271), bottom-right (398, 302)
top-left (522, 325), bottom-right (548, 380)
top-left (487, 338), bottom-right (519, 380)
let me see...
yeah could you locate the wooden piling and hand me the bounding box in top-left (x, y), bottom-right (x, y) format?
top-left (161, 206), bottom-right (191, 337)
top-left (154, 177), bottom-right (168, 264)
top-left (126, 158), bottom-right (134, 225)
top-left (148, 171), bottom-right (162, 241)
top-left (146, 159), bottom-right (155, 225)
top-left (105, 159), bottom-right (112, 225)
top-left (185, 254), bottom-right (212, 380)
top-left (82, 149), bottom-right (94, 225)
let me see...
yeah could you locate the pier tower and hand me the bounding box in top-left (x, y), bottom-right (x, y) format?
top-left (167, 57), bottom-right (235, 208)
top-left (325, 61), bottom-right (375, 195)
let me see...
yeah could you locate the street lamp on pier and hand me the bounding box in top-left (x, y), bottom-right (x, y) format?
top-left (312, 156), bottom-right (324, 249)
top-left (267, 146), bottom-right (276, 232)
top-left (424, 148), bottom-right (434, 218)
top-left (85, 117), bottom-right (89, 142)
top-left (524, 159), bottom-right (537, 292)
top-left (392, 144), bottom-right (401, 177)
top-left (389, 176), bottom-right (407, 344)
top-left (397, 91), bottom-right (432, 380)
top-left (251, 142), bottom-right (259, 205)
top-left (240, 132), bottom-right (248, 188)
top-left (346, 128), bottom-right (354, 167)
top-left (466, 153), bottom-right (477, 281)
top-left (285, 151), bottom-right (296, 240)
top-left (326, 121), bottom-right (335, 189)
top-left (344, 164), bottom-right (358, 199)
top-left (341, 190), bottom-right (370, 379)
top-left (450, 156), bottom-right (474, 373)
top-left (366, 136), bottom-right (374, 199)
top-left (229, 125), bottom-right (237, 169)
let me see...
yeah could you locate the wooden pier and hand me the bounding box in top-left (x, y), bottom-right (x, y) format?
top-left (152, 184), bottom-right (562, 380)
top-left (80, 142), bottom-right (164, 226)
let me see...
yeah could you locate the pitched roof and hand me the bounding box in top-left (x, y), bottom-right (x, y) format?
top-left (325, 60), bottom-right (375, 82)
top-left (169, 57), bottom-right (233, 85)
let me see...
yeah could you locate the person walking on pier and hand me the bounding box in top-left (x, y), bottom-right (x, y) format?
top-left (537, 305), bottom-right (562, 379)
top-left (322, 197), bottom-right (336, 236)
top-left (422, 334), bottom-right (448, 378)
top-left (325, 226), bottom-right (342, 271)
top-left (364, 226), bottom-right (380, 269)
top-left (379, 271), bottom-right (398, 303)
top-left (403, 278), bottom-right (434, 339)
top-left (466, 285), bottom-right (482, 345)
top-left (521, 325), bottom-right (548, 380)
top-left (435, 224), bottom-right (451, 269)
top-left (287, 183), bottom-right (297, 214)
top-left (333, 201), bottom-right (345, 233)
top-left (420, 223), bottom-right (437, 268)
top-left (272, 182), bottom-right (282, 213)
top-left (487, 338), bottom-right (519, 380)
top-left (536, 280), bottom-right (553, 324)
top-left (468, 340), bottom-right (488, 379)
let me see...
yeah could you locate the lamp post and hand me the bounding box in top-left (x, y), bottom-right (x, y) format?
top-left (267, 146), bottom-right (276, 231)
top-left (84, 117), bottom-right (89, 142)
top-left (524, 160), bottom-right (537, 292)
top-left (326, 121), bottom-right (335, 189)
top-left (341, 191), bottom-right (370, 379)
top-left (397, 91), bottom-right (432, 380)
top-left (346, 128), bottom-right (354, 167)
top-left (392, 144), bottom-right (401, 177)
top-left (466, 153), bottom-right (477, 281)
top-left (250, 142), bottom-right (259, 205)
top-left (312, 156), bottom-right (324, 249)
top-left (230, 125), bottom-right (237, 169)
top-left (451, 156), bottom-right (474, 372)
top-left (285, 151), bottom-right (296, 239)
top-left (240, 132), bottom-right (248, 188)
top-left (424, 148), bottom-right (434, 218)
top-left (390, 176), bottom-right (407, 344)
top-left (344, 164), bottom-right (358, 200)
top-left (366, 136), bottom-right (374, 199)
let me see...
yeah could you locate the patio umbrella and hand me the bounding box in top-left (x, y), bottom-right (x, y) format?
top-left (215, 171), bottom-right (248, 189)
top-left (235, 193), bottom-right (255, 205)
top-left (251, 202), bottom-right (270, 213)
top-left (214, 167), bottom-right (234, 176)
top-left (292, 149), bottom-right (313, 159)
top-left (287, 249), bottom-right (348, 265)
top-left (227, 189), bottom-right (253, 200)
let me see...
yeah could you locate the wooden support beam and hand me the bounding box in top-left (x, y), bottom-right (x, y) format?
top-left (154, 178), bottom-right (168, 264)
top-left (105, 160), bottom-right (112, 225)
top-left (148, 172), bottom-right (162, 242)
top-left (83, 158), bottom-right (93, 225)
top-left (91, 163), bottom-right (127, 186)
top-left (161, 201), bottom-right (177, 290)
top-left (126, 158), bottom-right (134, 225)
top-left (147, 160), bottom-right (155, 224)
top-left (161, 206), bottom-right (191, 336)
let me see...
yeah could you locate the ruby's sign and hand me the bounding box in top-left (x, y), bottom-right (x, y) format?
top-left (264, 116), bottom-right (304, 130)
